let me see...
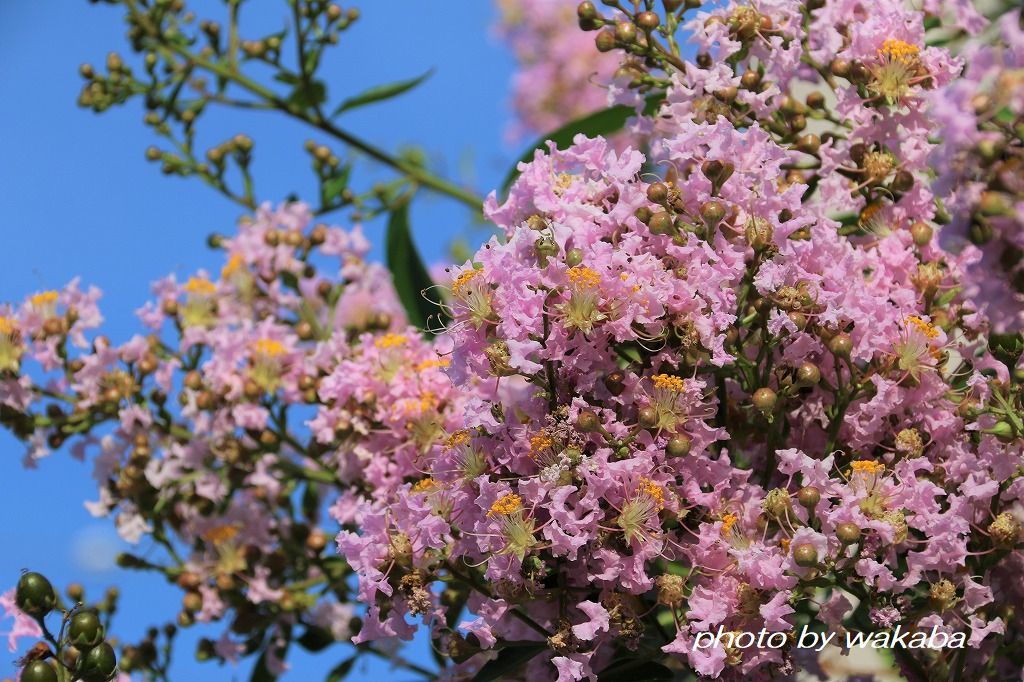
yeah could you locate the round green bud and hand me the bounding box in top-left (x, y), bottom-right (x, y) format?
top-left (752, 387), bottom-right (777, 412)
top-left (836, 522), bottom-right (861, 544)
top-left (69, 610), bottom-right (105, 650)
top-left (910, 221), bottom-right (933, 247)
top-left (603, 370), bottom-right (625, 396)
top-left (21, 661), bottom-right (58, 682)
top-left (646, 182), bottom-right (669, 204)
top-left (77, 642), bottom-right (117, 682)
top-left (648, 211), bottom-right (674, 235)
top-left (797, 486), bottom-right (820, 509)
top-left (796, 362), bottom-right (820, 387)
top-left (565, 247), bottom-right (584, 267)
top-left (638, 406), bottom-right (659, 429)
top-left (828, 333), bottom-right (853, 358)
top-left (700, 200), bottom-right (726, 226)
top-left (666, 434), bottom-right (692, 458)
top-left (595, 30), bottom-right (616, 52)
top-left (637, 11), bottom-right (660, 30)
top-left (614, 21), bottom-right (637, 42)
top-left (16, 572), bottom-right (56, 617)
top-left (793, 543), bottom-right (818, 567)
top-left (576, 410), bottom-right (601, 433)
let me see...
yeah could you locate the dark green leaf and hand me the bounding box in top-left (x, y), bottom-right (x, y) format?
top-left (989, 332), bottom-right (1024, 366)
top-left (326, 656), bottom-right (357, 682)
top-left (501, 94), bottom-right (663, 194)
top-left (297, 626), bottom-right (333, 652)
top-left (598, 659), bottom-right (675, 681)
top-left (471, 644), bottom-right (546, 682)
top-left (288, 79), bottom-right (327, 109)
top-left (250, 650), bottom-right (278, 682)
top-left (331, 69), bottom-right (433, 117)
top-left (386, 201), bottom-right (447, 331)
top-left (322, 164), bottom-right (352, 204)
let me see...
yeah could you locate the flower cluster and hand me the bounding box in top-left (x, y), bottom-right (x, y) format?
top-left (0, 202), bottom-right (458, 678)
top-left (333, 1), bottom-right (1024, 681)
top-left (4, 0), bottom-right (1024, 681)
top-left (495, 0), bottom-right (622, 139)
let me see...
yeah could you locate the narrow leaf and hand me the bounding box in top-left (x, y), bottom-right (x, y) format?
top-left (327, 656), bottom-right (357, 682)
top-left (386, 201), bottom-right (446, 331)
top-left (501, 94), bottom-right (663, 193)
top-left (471, 644), bottom-right (546, 682)
top-left (597, 659), bottom-right (675, 681)
top-left (332, 69), bottom-right (433, 117)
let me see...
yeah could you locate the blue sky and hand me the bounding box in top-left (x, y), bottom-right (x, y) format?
top-left (0, 2), bottom-right (520, 679)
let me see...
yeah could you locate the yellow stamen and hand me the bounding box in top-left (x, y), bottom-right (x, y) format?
top-left (905, 316), bottom-right (939, 340)
top-left (452, 269), bottom-right (482, 297)
top-left (529, 433), bottom-right (554, 458)
top-left (375, 333), bottom-right (408, 350)
top-left (221, 254), bottom-right (245, 280)
top-left (416, 357), bottom-right (451, 371)
top-left (720, 513), bottom-right (738, 537)
top-left (878, 39), bottom-right (920, 66)
top-left (184, 276), bottom-right (217, 296)
top-left (567, 266), bottom-right (601, 289)
top-left (651, 373), bottom-right (686, 393)
top-left (489, 493), bottom-right (523, 516)
top-left (637, 477), bottom-right (665, 510)
top-left (849, 460), bottom-right (885, 476)
top-left (445, 430), bottom-right (471, 449)
top-left (203, 524), bottom-right (240, 546)
top-left (0, 317), bottom-right (16, 336)
top-left (251, 338), bottom-right (286, 357)
top-left (29, 291), bottom-right (59, 308)
top-left (411, 478), bottom-right (437, 494)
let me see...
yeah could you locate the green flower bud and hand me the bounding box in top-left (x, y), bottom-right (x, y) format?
top-left (666, 434), bottom-right (692, 458)
top-left (16, 572), bottom-right (56, 617)
top-left (21, 661), bottom-right (58, 682)
top-left (793, 543), bottom-right (818, 567)
top-left (69, 610), bottom-right (105, 650)
top-left (76, 642), bottom-right (117, 682)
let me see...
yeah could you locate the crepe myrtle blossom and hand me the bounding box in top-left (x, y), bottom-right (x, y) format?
top-left (5, 0), bottom-right (1024, 680)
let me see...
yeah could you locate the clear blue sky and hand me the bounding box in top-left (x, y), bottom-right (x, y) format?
top-left (0, 2), bottom-right (519, 679)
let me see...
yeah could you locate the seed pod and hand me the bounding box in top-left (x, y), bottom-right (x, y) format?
top-left (595, 30), bottom-right (616, 52)
top-left (565, 247), bottom-right (584, 267)
top-left (614, 21), bottom-right (637, 43)
top-left (637, 11), bottom-right (660, 30)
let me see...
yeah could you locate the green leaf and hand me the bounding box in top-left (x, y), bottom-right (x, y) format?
top-left (598, 659), bottom-right (675, 681)
top-left (501, 98), bottom-right (662, 194)
top-left (322, 164), bottom-right (352, 205)
top-left (331, 69), bottom-right (434, 117)
top-left (989, 332), bottom-right (1024, 367)
top-left (250, 650), bottom-right (278, 682)
top-left (327, 656), bottom-right (357, 682)
top-left (288, 79), bottom-right (328, 109)
top-left (471, 644), bottom-right (547, 682)
top-left (386, 200), bottom-right (447, 331)
top-left (297, 626), bottom-right (333, 652)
